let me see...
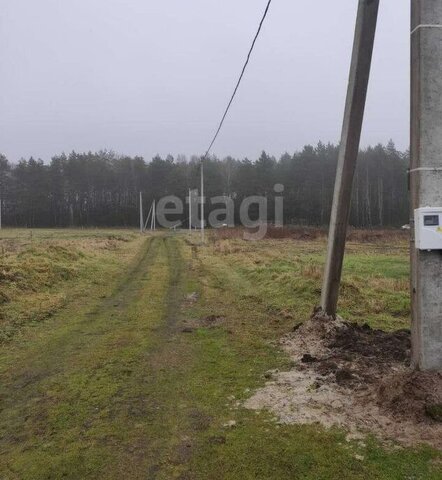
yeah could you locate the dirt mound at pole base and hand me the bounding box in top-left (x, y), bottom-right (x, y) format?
top-left (378, 371), bottom-right (442, 422)
top-left (245, 313), bottom-right (442, 449)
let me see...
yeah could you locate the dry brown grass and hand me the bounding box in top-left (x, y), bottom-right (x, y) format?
top-left (213, 226), bottom-right (408, 244)
top-left (300, 263), bottom-right (323, 280)
top-left (346, 227), bottom-right (409, 244)
top-left (0, 229), bottom-right (141, 342)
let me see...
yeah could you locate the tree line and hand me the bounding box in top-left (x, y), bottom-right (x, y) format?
top-left (0, 141), bottom-right (409, 228)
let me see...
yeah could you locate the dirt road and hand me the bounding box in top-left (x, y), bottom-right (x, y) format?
top-left (0, 235), bottom-right (192, 479)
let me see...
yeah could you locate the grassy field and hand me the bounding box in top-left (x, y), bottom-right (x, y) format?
top-left (0, 229), bottom-right (142, 343)
top-left (0, 228), bottom-right (440, 479)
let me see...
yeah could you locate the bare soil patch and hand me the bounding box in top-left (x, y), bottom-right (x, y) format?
top-left (182, 315), bottom-right (226, 332)
top-left (245, 313), bottom-right (442, 449)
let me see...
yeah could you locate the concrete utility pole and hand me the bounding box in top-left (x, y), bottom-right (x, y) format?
top-left (201, 161), bottom-right (205, 243)
top-left (189, 189), bottom-right (192, 232)
top-left (410, 0), bottom-right (442, 370)
top-left (320, 0), bottom-right (379, 317)
top-left (139, 192), bottom-right (144, 234)
top-left (151, 200), bottom-right (156, 231)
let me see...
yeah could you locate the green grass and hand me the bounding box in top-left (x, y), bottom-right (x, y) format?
top-left (0, 228), bottom-right (140, 342)
top-left (0, 234), bottom-right (172, 478)
top-left (0, 230), bottom-right (440, 479)
top-left (175, 235), bottom-right (439, 479)
top-left (206, 237), bottom-right (410, 331)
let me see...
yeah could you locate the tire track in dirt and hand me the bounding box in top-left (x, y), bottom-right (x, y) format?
top-left (0, 236), bottom-right (162, 444)
top-left (163, 235), bottom-right (185, 328)
top-left (88, 235), bottom-right (157, 314)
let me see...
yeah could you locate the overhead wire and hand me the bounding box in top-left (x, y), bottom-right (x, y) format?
top-left (202, 0), bottom-right (273, 161)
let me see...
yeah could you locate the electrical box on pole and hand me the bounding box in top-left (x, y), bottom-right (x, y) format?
top-left (414, 207), bottom-right (442, 250)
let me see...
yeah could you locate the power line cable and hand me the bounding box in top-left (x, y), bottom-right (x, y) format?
top-left (202, 0), bottom-right (273, 160)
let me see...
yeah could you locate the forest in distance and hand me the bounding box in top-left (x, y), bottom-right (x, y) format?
top-left (0, 140), bottom-right (409, 229)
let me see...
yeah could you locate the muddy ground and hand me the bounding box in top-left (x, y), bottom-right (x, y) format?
top-left (245, 313), bottom-right (442, 450)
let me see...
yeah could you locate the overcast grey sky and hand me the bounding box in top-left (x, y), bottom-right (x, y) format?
top-left (0, 0), bottom-right (410, 163)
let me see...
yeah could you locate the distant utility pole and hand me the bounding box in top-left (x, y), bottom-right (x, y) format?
top-left (150, 200), bottom-right (156, 231)
top-left (189, 189), bottom-right (192, 232)
top-left (144, 203), bottom-right (153, 232)
top-left (410, 1), bottom-right (442, 370)
top-left (320, 0), bottom-right (379, 317)
top-left (201, 161), bottom-right (205, 243)
top-left (139, 192), bottom-right (144, 234)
